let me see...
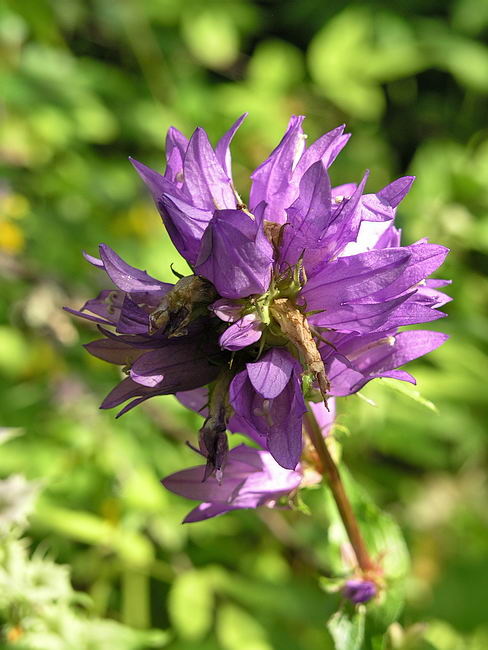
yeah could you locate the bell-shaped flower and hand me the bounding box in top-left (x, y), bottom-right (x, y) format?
top-left (162, 444), bottom-right (302, 523)
top-left (229, 348), bottom-right (307, 469)
top-left (195, 209), bottom-right (274, 299)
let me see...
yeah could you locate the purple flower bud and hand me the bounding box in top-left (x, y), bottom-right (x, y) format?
top-left (219, 314), bottom-right (263, 351)
top-left (343, 579), bottom-right (377, 604)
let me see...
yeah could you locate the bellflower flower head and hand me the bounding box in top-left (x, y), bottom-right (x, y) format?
top-left (69, 113), bottom-right (449, 499)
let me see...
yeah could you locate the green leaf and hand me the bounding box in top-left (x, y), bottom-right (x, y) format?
top-left (380, 378), bottom-right (439, 414)
top-left (217, 603), bottom-right (271, 650)
top-left (248, 39), bottom-right (304, 90)
top-left (328, 606), bottom-right (366, 650)
top-left (308, 8), bottom-right (385, 119)
top-left (182, 9), bottom-right (238, 70)
top-left (0, 427), bottom-right (24, 446)
top-left (168, 569), bottom-right (214, 641)
top-left (34, 499), bottom-right (154, 567)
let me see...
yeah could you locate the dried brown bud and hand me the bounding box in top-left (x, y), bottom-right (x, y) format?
top-left (149, 275), bottom-right (217, 336)
top-left (270, 298), bottom-right (330, 403)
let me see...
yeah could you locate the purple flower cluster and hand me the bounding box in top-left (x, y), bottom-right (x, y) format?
top-left (69, 114), bottom-right (449, 522)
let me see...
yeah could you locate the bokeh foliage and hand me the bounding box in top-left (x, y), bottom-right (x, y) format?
top-left (1, 0), bottom-right (487, 647)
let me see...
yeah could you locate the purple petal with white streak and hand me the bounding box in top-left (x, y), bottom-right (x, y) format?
top-left (219, 314), bottom-right (262, 351)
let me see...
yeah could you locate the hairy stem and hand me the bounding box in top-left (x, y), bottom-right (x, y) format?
top-left (303, 408), bottom-right (374, 573)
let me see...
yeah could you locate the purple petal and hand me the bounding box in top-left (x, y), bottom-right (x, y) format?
top-left (246, 347), bottom-right (295, 398)
top-left (309, 399), bottom-right (336, 437)
top-left (377, 176), bottom-right (415, 208)
top-left (280, 161), bottom-right (332, 267)
top-left (319, 171), bottom-right (370, 260)
top-left (364, 330), bottom-right (449, 374)
top-left (183, 502), bottom-right (237, 523)
top-left (176, 387), bottom-right (208, 416)
top-left (415, 280), bottom-right (452, 308)
top-left (100, 376), bottom-right (161, 410)
top-left (99, 244), bottom-right (170, 293)
top-left (158, 194), bottom-right (212, 265)
top-left (378, 299), bottom-right (447, 330)
top-left (84, 290), bottom-right (124, 320)
top-left (130, 338), bottom-right (220, 389)
top-left (369, 243), bottom-right (449, 301)
top-left (215, 113), bottom-right (247, 178)
top-left (302, 248), bottom-right (411, 309)
top-left (229, 365), bottom-right (306, 469)
top-left (64, 290), bottom-right (125, 327)
top-left (286, 161), bottom-right (332, 238)
top-left (210, 298), bottom-right (242, 322)
top-left (249, 115), bottom-right (306, 223)
top-left (83, 250), bottom-right (104, 267)
top-left (63, 306), bottom-right (114, 327)
top-left (116, 295), bottom-right (149, 334)
top-left (130, 157), bottom-right (178, 200)
top-left (327, 357), bottom-right (366, 397)
top-left (162, 444), bottom-right (302, 522)
top-left (195, 209), bottom-right (273, 299)
top-left (219, 314), bottom-right (263, 351)
top-left (375, 224), bottom-right (402, 249)
top-left (309, 294), bottom-right (411, 333)
top-left (164, 126), bottom-right (188, 184)
top-left (266, 379), bottom-right (306, 469)
top-left (360, 176), bottom-right (415, 223)
top-left (183, 127), bottom-right (236, 211)
top-left (340, 221), bottom-right (397, 256)
top-left (293, 125), bottom-right (347, 178)
top-left (323, 329), bottom-right (448, 396)
top-left (131, 157), bottom-right (212, 265)
top-left (331, 183), bottom-right (357, 200)
top-left (380, 369), bottom-right (416, 384)
top-left (227, 412), bottom-right (268, 448)
top-left (84, 338), bottom-right (146, 365)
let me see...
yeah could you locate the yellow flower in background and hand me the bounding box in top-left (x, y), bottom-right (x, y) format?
top-left (0, 193), bottom-right (30, 253)
top-left (0, 220), bottom-right (24, 253)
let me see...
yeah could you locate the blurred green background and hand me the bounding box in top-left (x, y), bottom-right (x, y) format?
top-left (1, 0), bottom-right (487, 648)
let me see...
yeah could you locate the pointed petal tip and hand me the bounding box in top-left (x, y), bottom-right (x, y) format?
top-left (82, 249), bottom-right (103, 266)
top-left (128, 156), bottom-right (143, 170)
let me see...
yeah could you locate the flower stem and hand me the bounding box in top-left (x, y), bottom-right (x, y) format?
top-left (303, 408), bottom-right (374, 573)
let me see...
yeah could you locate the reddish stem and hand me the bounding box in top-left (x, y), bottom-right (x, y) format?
top-left (303, 409), bottom-right (374, 573)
